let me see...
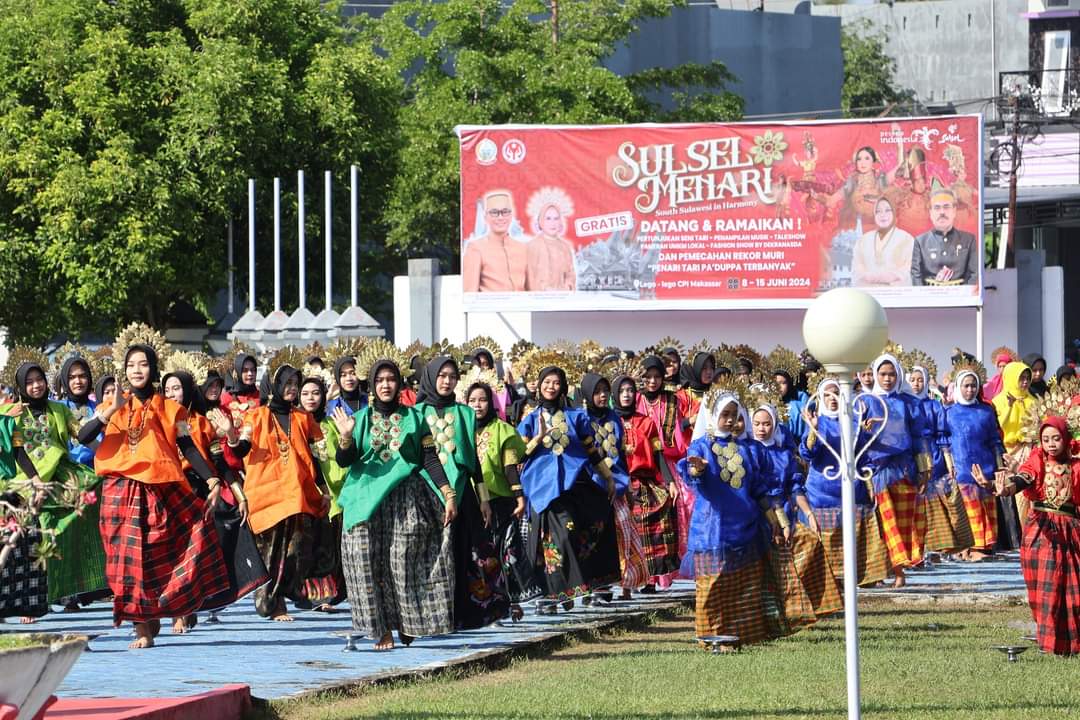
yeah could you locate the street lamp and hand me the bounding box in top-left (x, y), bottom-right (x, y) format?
top-left (802, 288), bottom-right (889, 720)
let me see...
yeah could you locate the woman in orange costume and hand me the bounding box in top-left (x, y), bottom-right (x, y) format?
top-left (231, 365), bottom-right (332, 621)
top-left (78, 344), bottom-right (228, 650)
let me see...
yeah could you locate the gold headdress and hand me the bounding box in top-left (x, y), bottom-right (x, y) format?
top-left (900, 348), bottom-right (938, 387)
top-left (299, 340), bottom-right (327, 363)
top-left (162, 351), bottom-right (211, 386)
top-left (355, 338), bottom-right (413, 381)
top-left (805, 368), bottom-right (840, 398)
top-left (266, 346), bottom-right (306, 382)
top-left (578, 340), bottom-right (605, 364)
top-left (328, 337), bottom-right (368, 366)
top-left (746, 380), bottom-right (789, 423)
top-left (646, 336), bottom-right (685, 359)
top-left (546, 338), bottom-right (579, 356)
top-left (300, 363), bottom-right (336, 397)
top-left (726, 344), bottom-right (766, 380)
top-left (90, 345), bottom-right (116, 382)
top-left (51, 342), bottom-right (93, 378)
top-left (601, 355), bottom-right (645, 384)
top-left (509, 339), bottom-right (537, 366)
top-left (518, 348), bottom-right (572, 385)
top-left (1, 345), bottom-right (50, 391)
top-left (456, 366), bottom-right (504, 402)
top-left (112, 322), bottom-right (173, 389)
top-left (766, 345), bottom-right (801, 380)
top-left (880, 339), bottom-right (904, 358)
top-left (460, 336), bottom-right (504, 364)
top-left (419, 339), bottom-right (459, 365)
top-left (1022, 385), bottom-right (1080, 444)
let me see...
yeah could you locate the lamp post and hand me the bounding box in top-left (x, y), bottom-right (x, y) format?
top-left (802, 288), bottom-right (889, 720)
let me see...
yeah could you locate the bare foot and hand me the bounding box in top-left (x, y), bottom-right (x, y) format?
top-left (968, 550), bottom-right (989, 562)
top-left (270, 612), bottom-right (294, 622)
top-left (620, 589), bottom-right (632, 601)
top-left (892, 569), bottom-right (906, 589)
top-left (129, 621), bottom-right (158, 650)
top-left (374, 632), bottom-right (395, 651)
top-left (171, 617), bottom-right (192, 634)
top-left (20, 616), bottom-right (37, 624)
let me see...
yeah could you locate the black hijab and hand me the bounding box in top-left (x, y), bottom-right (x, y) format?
top-left (580, 373), bottom-right (611, 419)
top-left (369, 359), bottom-right (403, 415)
top-left (15, 362), bottom-right (49, 411)
top-left (612, 375), bottom-right (638, 419)
top-left (661, 347), bottom-right (681, 381)
top-left (201, 370), bottom-right (225, 411)
top-left (466, 381), bottom-right (497, 429)
top-left (94, 374), bottom-right (116, 405)
top-left (300, 376), bottom-right (328, 422)
top-left (333, 356), bottom-right (362, 408)
top-left (472, 349), bottom-right (495, 370)
top-left (161, 370), bottom-right (206, 415)
top-left (232, 353), bottom-right (258, 396)
top-left (124, 344), bottom-right (160, 401)
top-left (774, 369), bottom-right (799, 403)
top-left (734, 357), bottom-right (754, 376)
top-left (59, 356), bottom-right (92, 404)
top-left (686, 352), bottom-right (714, 393)
top-left (1023, 353), bottom-right (1049, 397)
top-left (417, 356), bottom-right (459, 410)
top-left (1056, 365), bottom-right (1076, 385)
top-left (268, 365), bottom-right (300, 415)
top-left (641, 355), bottom-right (666, 401)
top-left (536, 366), bottom-right (568, 412)
top-left (408, 355), bottom-right (425, 389)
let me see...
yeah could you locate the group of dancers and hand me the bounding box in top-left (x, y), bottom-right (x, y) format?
top-left (0, 329), bottom-right (1077, 657)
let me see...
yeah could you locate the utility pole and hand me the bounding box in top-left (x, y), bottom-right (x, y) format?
top-left (1005, 93), bottom-right (1020, 261)
top-left (551, 0), bottom-right (559, 44)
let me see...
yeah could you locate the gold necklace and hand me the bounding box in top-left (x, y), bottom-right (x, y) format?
top-left (126, 399), bottom-right (151, 455)
top-left (271, 412), bottom-right (291, 465)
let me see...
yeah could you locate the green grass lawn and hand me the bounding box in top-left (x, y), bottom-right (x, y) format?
top-left (253, 598), bottom-right (1072, 720)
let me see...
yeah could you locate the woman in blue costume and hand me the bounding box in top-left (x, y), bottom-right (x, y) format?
top-left (517, 366), bottom-right (620, 612)
top-left (859, 353), bottom-right (932, 588)
top-left (774, 370), bottom-right (809, 444)
top-left (796, 378), bottom-right (889, 587)
top-left (907, 364), bottom-right (973, 562)
top-left (579, 373), bottom-right (648, 601)
top-left (945, 367), bottom-right (1006, 561)
top-left (680, 394), bottom-right (792, 650)
top-left (415, 357), bottom-right (509, 628)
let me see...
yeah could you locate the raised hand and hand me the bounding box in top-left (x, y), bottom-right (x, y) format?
top-left (208, 408), bottom-right (233, 437)
top-left (4, 402), bottom-right (24, 418)
top-left (686, 456), bottom-right (708, 475)
top-left (971, 464), bottom-right (992, 490)
top-left (332, 406), bottom-right (356, 438)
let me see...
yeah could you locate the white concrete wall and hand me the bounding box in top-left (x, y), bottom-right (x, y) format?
top-left (393, 272), bottom-right (1041, 384)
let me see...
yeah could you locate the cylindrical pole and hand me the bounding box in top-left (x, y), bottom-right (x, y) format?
top-left (247, 179), bottom-right (256, 313)
top-left (836, 373), bottom-right (862, 720)
top-left (298, 170), bottom-right (306, 310)
top-left (975, 306), bottom-right (984, 365)
top-left (227, 219), bottom-right (235, 315)
top-left (325, 170), bottom-right (333, 312)
top-left (350, 164), bottom-right (358, 307)
top-left (273, 177), bottom-right (281, 312)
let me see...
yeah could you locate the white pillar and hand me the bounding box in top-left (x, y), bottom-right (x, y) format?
top-left (298, 170), bottom-right (306, 310)
top-left (836, 372), bottom-right (862, 720)
top-left (248, 179), bottom-right (256, 313)
top-left (227, 219), bottom-right (235, 315)
top-left (273, 176), bottom-right (281, 313)
top-left (350, 164), bottom-right (359, 307)
top-left (325, 170), bottom-right (333, 312)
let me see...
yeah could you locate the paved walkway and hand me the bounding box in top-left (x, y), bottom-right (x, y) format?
top-left (1, 552), bottom-right (1025, 702)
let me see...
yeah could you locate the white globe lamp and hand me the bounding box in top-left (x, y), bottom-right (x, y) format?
top-left (801, 287), bottom-right (888, 720)
top-left (802, 288), bottom-right (889, 373)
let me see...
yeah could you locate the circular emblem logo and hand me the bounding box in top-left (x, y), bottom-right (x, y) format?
top-left (502, 138), bottom-right (526, 164)
top-left (476, 138), bottom-right (498, 166)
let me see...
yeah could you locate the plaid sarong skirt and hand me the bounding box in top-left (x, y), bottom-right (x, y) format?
top-left (99, 476), bottom-right (229, 625)
top-left (341, 474), bottom-right (455, 639)
top-left (1020, 508), bottom-right (1080, 656)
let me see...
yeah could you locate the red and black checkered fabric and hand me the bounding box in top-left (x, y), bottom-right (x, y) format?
top-left (1020, 510), bottom-right (1080, 656)
top-left (875, 479), bottom-right (920, 570)
top-left (99, 475), bottom-right (229, 626)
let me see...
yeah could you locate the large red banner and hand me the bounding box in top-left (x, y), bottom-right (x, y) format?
top-left (457, 116), bottom-right (983, 310)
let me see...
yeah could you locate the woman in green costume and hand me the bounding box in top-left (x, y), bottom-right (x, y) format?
top-left (1, 411), bottom-right (49, 621)
top-left (465, 380), bottom-right (538, 621)
top-left (1, 362), bottom-right (106, 606)
top-left (415, 357), bottom-right (510, 629)
top-left (333, 359), bottom-right (457, 651)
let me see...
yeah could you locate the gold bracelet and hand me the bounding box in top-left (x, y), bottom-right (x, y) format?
top-left (229, 481), bottom-right (247, 504)
top-left (207, 477), bottom-right (221, 492)
top-left (337, 435), bottom-right (354, 449)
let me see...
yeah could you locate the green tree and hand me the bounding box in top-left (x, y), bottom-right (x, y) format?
top-left (840, 19), bottom-right (914, 118)
top-left (0, 0), bottom-right (401, 345)
top-left (369, 0), bottom-right (743, 262)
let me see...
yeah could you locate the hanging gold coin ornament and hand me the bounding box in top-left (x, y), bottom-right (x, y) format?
top-left (277, 439), bottom-right (290, 465)
top-left (371, 411), bottom-right (404, 463)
